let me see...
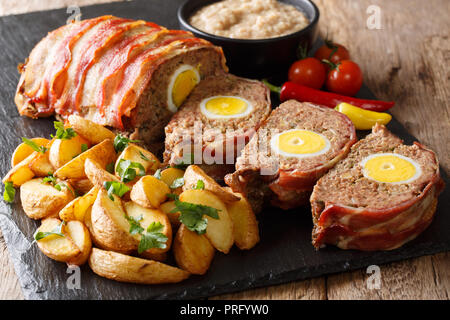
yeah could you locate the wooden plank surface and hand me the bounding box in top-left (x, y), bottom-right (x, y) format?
top-left (0, 0), bottom-right (448, 300)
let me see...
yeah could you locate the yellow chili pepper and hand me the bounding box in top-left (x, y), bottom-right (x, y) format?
top-left (335, 102), bottom-right (392, 130)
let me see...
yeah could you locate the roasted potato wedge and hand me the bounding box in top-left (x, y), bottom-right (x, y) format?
top-left (83, 205), bottom-right (106, 249)
top-left (183, 165), bottom-right (239, 203)
top-left (173, 225), bottom-right (215, 275)
top-left (224, 187), bottom-right (259, 250)
top-left (59, 187), bottom-right (99, 222)
top-left (11, 137), bottom-right (49, 167)
top-left (68, 178), bottom-right (94, 195)
top-left (160, 200), bottom-right (181, 228)
top-left (20, 178), bottom-right (75, 219)
top-left (123, 201), bottom-right (172, 254)
top-left (91, 188), bottom-right (137, 253)
top-left (65, 220), bottom-right (92, 265)
top-left (67, 115), bottom-right (116, 144)
top-left (130, 175), bottom-right (170, 209)
top-left (115, 143), bottom-right (160, 176)
top-left (179, 189), bottom-right (234, 253)
top-left (139, 251), bottom-right (168, 262)
top-left (29, 151), bottom-right (54, 177)
top-left (2, 153), bottom-right (35, 186)
top-left (36, 218), bottom-right (81, 263)
top-left (85, 158), bottom-right (120, 188)
top-left (89, 248), bottom-right (190, 284)
top-left (49, 134), bottom-right (90, 169)
top-left (160, 167), bottom-right (184, 194)
top-left (54, 139), bottom-right (116, 180)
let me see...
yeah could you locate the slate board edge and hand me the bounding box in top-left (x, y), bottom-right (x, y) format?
top-left (0, 0), bottom-right (448, 300)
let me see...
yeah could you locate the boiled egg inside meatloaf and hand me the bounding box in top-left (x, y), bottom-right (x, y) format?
top-left (270, 129), bottom-right (331, 158)
top-left (200, 96), bottom-right (254, 119)
top-left (361, 153), bottom-right (422, 184)
top-left (167, 64), bottom-right (200, 112)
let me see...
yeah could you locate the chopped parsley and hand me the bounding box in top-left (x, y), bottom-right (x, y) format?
top-left (21, 137), bottom-right (47, 154)
top-left (42, 174), bottom-right (76, 196)
top-left (51, 121), bottom-right (77, 140)
top-left (3, 182), bottom-right (15, 203)
top-left (125, 214), bottom-right (144, 235)
top-left (113, 134), bottom-right (141, 153)
top-left (139, 151), bottom-right (149, 161)
top-left (153, 168), bottom-right (162, 180)
top-left (105, 162), bottom-right (115, 174)
top-left (116, 159), bottom-right (145, 183)
top-left (81, 143), bottom-right (88, 153)
top-left (103, 181), bottom-right (130, 200)
top-left (167, 193), bottom-right (219, 234)
top-left (138, 222), bottom-right (168, 254)
top-left (170, 177), bottom-right (184, 189)
top-left (194, 180), bottom-right (205, 190)
top-left (34, 221), bottom-right (65, 241)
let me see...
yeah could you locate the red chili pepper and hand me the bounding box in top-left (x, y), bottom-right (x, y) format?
top-left (263, 80), bottom-right (395, 112)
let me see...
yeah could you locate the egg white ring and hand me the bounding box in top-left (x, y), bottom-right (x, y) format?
top-left (167, 64), bottom-right (200, 113)
top-left (199, 95), bottom-right (254, 119)
top-left (270, 129), bottom-right (331, 158)
top-left (360, 153), bottom-right (423, 184)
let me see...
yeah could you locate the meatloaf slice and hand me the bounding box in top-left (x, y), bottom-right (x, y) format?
top-left (225, 100), bottom-right (357, 211)
top-left (310, 124), bottom-right (444, 251)
top-left (164, 73), bottom-right (271, 179)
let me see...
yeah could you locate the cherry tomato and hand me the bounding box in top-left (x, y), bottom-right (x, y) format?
top-left (288, 57), bottom-right (326, 90)
top-left (314, 41), bottom-right (350, 64)
top-left (325, 60), bottom-right (363, 96)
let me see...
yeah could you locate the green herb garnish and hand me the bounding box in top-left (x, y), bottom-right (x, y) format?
top-left (167, 193), bottom-right (219, 234)
top-left (21, 137), bottom-right (47, 154)
top-left (3, 182), bottom-right (15, 203)
top-left (139, 151), bottom-right (149, 161)
top-left (42, 174), bottom-right (76, 196)
top-left (51, 121), bottom-right (77, 140)
top-left (105, 162), bottom-right (115, 174)
top-left (113, 134), bottom-right (141, 153)
top-left (103, 181), bottom-right (130, 200)
top-left (116, 159), bottom-right (146, 183)
top-left (125, 214), bottom-right (144, 235)
top-left (194, 180), bottom-right (205, 190)
top-left (138, 222), bottom-right (168, 254)
top-left (153, 169), bottom-right (162, 179)
top-left (34, 221), bottom-right (65, 241)
top-left (81, 143), bottom-right (88, 153)
top-left (170, 177), bottom-right (184, 189)
top-left (172, 153), bottom-right (194, 170)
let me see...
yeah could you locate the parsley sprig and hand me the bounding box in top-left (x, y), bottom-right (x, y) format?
top-left (3, 182), bottom-right (15, 203)
top-left (116, 159), bottom-right (146, 183)
top-left (194, 180), bottom-right (205, 190)
top-left (103, 181), bottom-right (130, 200)
top-left (51, 121), bottom-right (77, 140)
top-left (170, 177), bottom-right (184, 189)
top-left (167, 194), bottom-right (219, 234)
top-left (42, 174), bottom-right (76, 196)
top-left (153, 169), bottom-right (162, 179)
top-left (113, 134), bottom-right (141, 153)
top-left (34, 221), bottom-right (65, 241)
top-left (21, 137), bottom-right (47, 154)
top-left (125, 215), bottom-right (168, 253)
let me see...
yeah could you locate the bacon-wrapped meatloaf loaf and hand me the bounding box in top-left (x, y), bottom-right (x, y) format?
top-left (311, 124), bottom-right (444, 251)
top-left (15, 16), bottom-right (227, 150)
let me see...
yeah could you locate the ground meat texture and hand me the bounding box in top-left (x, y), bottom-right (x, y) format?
top-left (226, 100), bottom-right (357, 210)
top-left (310, 124), bottom-right (444, 251)
top-left (164, 73), bottom-right (271, 175)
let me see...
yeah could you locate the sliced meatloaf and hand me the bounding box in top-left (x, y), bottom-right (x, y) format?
top-left (164, 73), bottom-right (271, 179)
top-left (311, 124), bottom-right (444, 251)
top-left (225, 100), bottom-right (357, 211)
top-left (15, 16), bottom-right (227, 151)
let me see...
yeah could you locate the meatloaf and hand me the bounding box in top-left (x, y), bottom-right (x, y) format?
top-left (164, 73), bottom-right (271, 179)
top-left (225, 100), bottom-right (357, 211)
top-left (311, 124), bottom-right (444, 251)
top-left (15, 16), bottom-right (227, 150)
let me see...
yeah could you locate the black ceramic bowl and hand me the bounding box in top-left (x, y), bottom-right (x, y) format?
top-left (178, 0), bottom-right (320, 78)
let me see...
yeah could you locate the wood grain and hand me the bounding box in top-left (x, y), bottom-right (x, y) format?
top-left (0, 0), bottom-right (448, 300)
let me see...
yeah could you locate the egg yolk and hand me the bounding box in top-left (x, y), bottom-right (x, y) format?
top-left (171, 69), bottom-right (199, 108)
top-left (362, 154), bottom-right (420, 183)
top-left (273, 129), bottom-right (330, 157)
top-left (204, 97), bottom-right (248, 116)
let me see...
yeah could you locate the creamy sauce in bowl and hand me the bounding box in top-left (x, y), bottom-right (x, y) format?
top-left (189, 0), bottom-right (310, 40)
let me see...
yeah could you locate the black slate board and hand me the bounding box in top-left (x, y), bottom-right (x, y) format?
top-left (0, 0), bottom-right (448, 300)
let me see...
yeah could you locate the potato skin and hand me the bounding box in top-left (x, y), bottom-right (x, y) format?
top-left (173, 225), bottom-right (215, 275)
top-left (20, 178), bottom-right (75, 219)
top-left (183, 165), bottom-right (239, 203)
top-left (67, 115), bottom-right (116, 144)
top-left (65, 220), bottom-right (92, 266)
top-left (89, 248), bottom-right (190, 284)
top-left (90, 189), bottom-right (138, 253)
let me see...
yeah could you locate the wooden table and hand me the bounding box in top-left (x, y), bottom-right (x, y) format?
top-left (0, 0), bottom-right (448, 300)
